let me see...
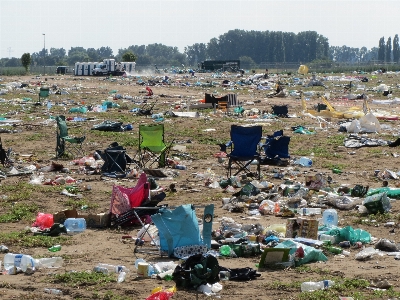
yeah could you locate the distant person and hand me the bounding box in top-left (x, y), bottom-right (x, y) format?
top-left (264, 68), bottom-right (269, 79)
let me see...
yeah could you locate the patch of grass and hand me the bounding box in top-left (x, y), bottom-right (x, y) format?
top-left (64, 198), bottom-right (99, 209)
top-left (0, 231), bottom-right (71, 247)
top-left (326, 134), bottom-right (345, 146)
top-left (92, 291), bottom-right (132, 300)
top-left (0, 203), bottom-right (38, 222)
top-left (351, 212), bottom-right (399, 226)
top-left (321, 162), bottom-right (346, 170)
top-left (50, 271), bottom-right (115, 287)
top-left (26, 133), bottom-right (44, 141)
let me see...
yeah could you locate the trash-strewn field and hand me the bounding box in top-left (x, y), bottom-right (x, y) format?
top-left (1, 71), bottom-right (400, 300)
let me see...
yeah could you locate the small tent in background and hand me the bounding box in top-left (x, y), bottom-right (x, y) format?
top-left (298, 65), bottom-right (309, 75)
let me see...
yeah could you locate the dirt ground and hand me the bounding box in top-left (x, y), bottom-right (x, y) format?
top-left (1, 71), bottom-right (400, 300)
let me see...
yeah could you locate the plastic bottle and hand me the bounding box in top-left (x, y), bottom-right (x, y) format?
top-left (174, 164), bottom-right (187, 170)
top-left (318, 234), bottom-right (336, 244)
top-left (0, 245), bottom-right (9, 253)
top-left (4, 253), bottom-right (35, 272)
top-left (322, 209), bottom-right (338, 227)
top-left (48, 245), bottom-right (61, 252)
top-left (44, 288), bottom-right (63, 295)
top-left (35, 257), bottom-right (64, 268)
top-left (117, 271), bottom-right (126, 283)
top-left (94, 263), bottom-right (130, 274)
top-left (301, 280), bottom-right (335, 292)
top-left (296, 157), bottom-right (313, 167)
top-left (64, 218), bottom-right (86, 234)
top-left (298, 208), bottom-right (321, 216)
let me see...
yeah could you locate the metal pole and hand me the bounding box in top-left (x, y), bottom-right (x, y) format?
top-left (42, 33), bottom-right (45, 75)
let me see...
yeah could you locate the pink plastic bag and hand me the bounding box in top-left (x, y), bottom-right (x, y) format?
top-left (32, 213), bottom-right (54, 229)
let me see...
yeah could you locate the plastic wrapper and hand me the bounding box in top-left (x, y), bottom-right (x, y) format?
top-left (355, 247), bottom-right (382, 261)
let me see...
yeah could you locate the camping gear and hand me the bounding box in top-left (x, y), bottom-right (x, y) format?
top-left (221, 125), bottom-right (262, 179)
top-left (38, 86), bottom-right (50, 103)
top-left (55, 115), bottom-right (86, 158)
top-left (96, 142), bottom-right (135, 177)
top-left (260, 130), bottom-right (290, 165)
top-left (138, 124), bottom-right (173, 168)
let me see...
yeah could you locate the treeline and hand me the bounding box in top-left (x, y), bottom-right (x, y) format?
top-left (0, 29), bottom-right (393, 69)
top-left (378, 35), bottom-right (400, 63)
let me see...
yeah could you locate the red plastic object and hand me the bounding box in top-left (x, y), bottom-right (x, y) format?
top-left (32, 213), bottom-right (54, 229)
top-left (145, 291), bottom-right (174, 300)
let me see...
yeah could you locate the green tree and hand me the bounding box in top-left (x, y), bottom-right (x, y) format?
top-left (393, 34), bottom-right (400, 63)
top-left (386, 37), bottom-right (392, 62)
top-left (122, 51), bottom-right (137, 62)
top-left (378, 37), bottom-right (385, 62)
top-left (21, 53), bottom-right (31, 72)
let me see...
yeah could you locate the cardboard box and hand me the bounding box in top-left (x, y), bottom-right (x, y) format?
top-left (53, 208), bottom-right (110, 228)
top-left (285, 217), bottom-right (318, 240)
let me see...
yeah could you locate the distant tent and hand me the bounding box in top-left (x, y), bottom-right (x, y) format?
top-left (298, 65), bottom-right (309, 75)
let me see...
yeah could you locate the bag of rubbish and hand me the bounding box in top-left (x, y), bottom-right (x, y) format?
top-left (362, 192), bottom-right (391, 214)
top-left (32, 213), bottom-right (54, 229)
top-left (324, 226), bottom-right (371, 245)
top-left (274, 239), bottom-right (327, 266)
top-left (359, 112), bottom-right (381, 133)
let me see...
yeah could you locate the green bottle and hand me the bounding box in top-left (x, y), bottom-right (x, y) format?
top-left (332, 168), bottom-right (342, 174)
top-left (219, 245), bottom-right (232, 256)
top-left (326, 246), bottom-right (342, 254)
top-left (48, 245), bottom-right (61, 252)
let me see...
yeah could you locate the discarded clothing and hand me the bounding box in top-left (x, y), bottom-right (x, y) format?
top-left (344, 134), bottom-right (389, 148)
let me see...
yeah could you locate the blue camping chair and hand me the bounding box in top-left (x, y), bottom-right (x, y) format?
top-left (221, 125), bottom-right (262, 179)
top-left (260, 130), bottom-right (290, 165)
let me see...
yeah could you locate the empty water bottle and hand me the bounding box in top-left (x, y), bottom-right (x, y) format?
top-left (322, 209), bottom-right (338, 227)
top-left (35, 257), bottom-right (64, 268)
top-left (44, 288), bottom-right (63, 295)
top-left (117, 271), bottom-right (126, 283)
top-left (3, 253), bottom-right (36, 273)
top-left (64, 218), bottom-right (86, 234)
top-left (298, 207), bottom-right (321, 216)
top-left (296, 157), bottom-right (313, 167)
top-left (301, 280), bottom-right (335, 292)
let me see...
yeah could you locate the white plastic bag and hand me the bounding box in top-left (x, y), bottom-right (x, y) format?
top-left (359, 112), bottom-right (381, 133)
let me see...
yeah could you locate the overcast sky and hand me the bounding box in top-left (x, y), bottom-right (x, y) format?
top-left (0, 0), bottom-right (398, 59)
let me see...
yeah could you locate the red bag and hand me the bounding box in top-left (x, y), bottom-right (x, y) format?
top-left (145, 291), bottom-right (174, 300)
top-left (32, 213), bottom-right (54, 229)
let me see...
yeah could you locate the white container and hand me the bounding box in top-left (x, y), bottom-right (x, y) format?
top-left (322, 209), bottom-right (338, 227)
top-left (64, 218), bottom-right (86, 234)
top-left (137, 262), bottom-right (149, 277)
top-left (298, 207), bottom-right (321, 216)
top-left (4, 253), bottom-right (35, 272)
top-left (301, 280), bottom-right (335, 292)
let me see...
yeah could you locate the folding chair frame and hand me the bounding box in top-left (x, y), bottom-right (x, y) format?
top-left (225, 125), bottom-right (262, 180)
top-left (138, 124), bottom-right (172, 168)
top-left (55, 115), bottom-right (85, 159)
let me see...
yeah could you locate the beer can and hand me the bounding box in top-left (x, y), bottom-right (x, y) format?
top-left (338, 241), bottom-right (351, 248)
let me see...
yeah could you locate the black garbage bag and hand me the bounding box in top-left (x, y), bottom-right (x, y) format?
top-left (91, 120), bottom-right (124, 132)
top-left (219, 266), bottom-right (261, 281)
top-left (172, 254), bottom-right (220, 289)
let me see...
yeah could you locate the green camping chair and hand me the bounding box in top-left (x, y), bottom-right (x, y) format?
top-left (55, 115), bottom-right (86, 158)
top-left (38, 86), bottom-right (50, 103)
top-left (138, 124), bottom-right (172, 168)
